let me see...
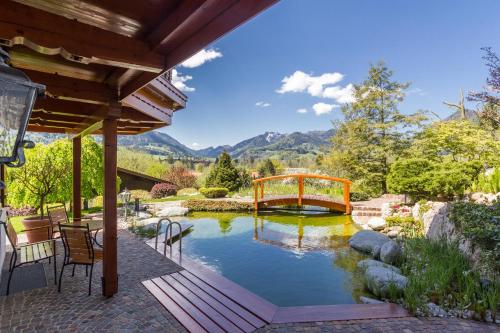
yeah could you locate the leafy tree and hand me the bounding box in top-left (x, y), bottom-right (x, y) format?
top-left (387, 158), bottom-right (434, 201)
top-left (163, 165), bottom-right (197, 189)
top-left (324, 62), bottom-right (426, 196)
top-left (257, 159), bottom-right (277, 177)
top-left (468, 47), bottom-right (500, 132)
top-left (409, 120), bottom-right (499, 166)
top-left (205, 151), bottom-right (243, 191)
top-left (8, 142), bottom-right (68, 217)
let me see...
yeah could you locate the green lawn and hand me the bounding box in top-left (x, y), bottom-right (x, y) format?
top-left (9, 207), bottom-right (103, 233)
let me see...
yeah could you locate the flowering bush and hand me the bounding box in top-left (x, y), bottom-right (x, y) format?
top-left (7, 206), bottom-right (37, 217)
top-left (150, 183), bottom-right (177, 199)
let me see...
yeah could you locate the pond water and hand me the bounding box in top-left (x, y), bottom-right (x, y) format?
top-left (178, 210), bottom-right (370, 306)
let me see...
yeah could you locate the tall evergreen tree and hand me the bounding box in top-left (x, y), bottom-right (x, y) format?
top-left (205, 151), bottom-right (243, 191)
top-left (324, 62), bottom-right (425, 196)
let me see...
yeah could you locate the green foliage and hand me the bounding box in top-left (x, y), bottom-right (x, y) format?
top-left (323, 62), bottom-right (426, 196)
top-left (410, 120), bottom-right (499, 165)
top-left (385, 216), bottom-right (423, 237)
top-left (118, 148), bottom-right (169, 179)
top-left (182, 199), bottom-right (252, 211)
top-left (387, 158), bottom-right (434, 201)
top-left (129, 190), bottom-right (151, 201)
top-left (388, 158), bottom-right (482, 201)
top-left (257, 158), bottom-right (283, 177)
top-left (401, 238), bottom-right (499, 318)
top-left (450, 201), bottom-right (500, 277)
top-left (205, 152), bottom-right (245, 191)
top-left (349, 192), bottom-right (370, 201)
top-left (177, 188), bottom-right (199, 196)
top-left (162, 164), bottom-right (197, 189)
top-left (472, 168), bottom-right (500, 193)
top-left (199, 187), bottom-right (228, 198)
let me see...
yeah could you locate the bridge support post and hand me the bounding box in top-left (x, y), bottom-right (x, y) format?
top-left (298, 176), bottom-right (304, 207)
top-left (344, 182), bottom-right (351, 214)
top-left (253, 183), bottom-right (259, 211)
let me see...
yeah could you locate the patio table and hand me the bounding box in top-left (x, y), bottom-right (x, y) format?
top-left (60, 219), bottom-right (104, 247)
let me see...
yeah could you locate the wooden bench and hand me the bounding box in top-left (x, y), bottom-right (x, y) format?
top-left (1, 209), bottom-right (57, 295)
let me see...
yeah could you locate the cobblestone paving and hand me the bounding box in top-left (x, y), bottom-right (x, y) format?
top-left (1, 229), bottom-right (499, 332)
top-left (257, 317), bottom-right (499, 333)
top-left (0, 230), bottom-right (187, 333)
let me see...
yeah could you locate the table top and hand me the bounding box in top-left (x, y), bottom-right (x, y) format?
top-left (61, 219), bottom-right (103, 232)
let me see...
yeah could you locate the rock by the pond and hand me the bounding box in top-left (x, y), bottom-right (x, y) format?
top-left (136, 211), bottom-right (153, 219)
top-left (364, 266), bottom-right (408, 298)
top-left (349, 230), bottom-right (391, 258)
top-left (359, 296), bottom-right (384, 304)
top-left (427, 303), bottom-right (447, 317)
top-left (380, 240), bottom-right (402, 265)
top-left (357, 259), bottom-right (401, 274)
top-left (157, 206), bottom-right (189, 217)
top-left (367, 217), bottom-right (386, 231)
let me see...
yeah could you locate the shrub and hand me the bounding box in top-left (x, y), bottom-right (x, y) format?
top-left (162, 165), bottom-right (197, 189)
top-left (6, 206), bottom-right (37, 217)
top-left (387, 158), bottom-right (434, 201)
top-left (349, 191), bottom-right (370, 201)
top-left (150, 183), bottom-right (177, 199)
top-left (199, 187), bottom-right (228, 198)
top-left (182, 199), bottom-right (252, 211)
top-left (386, 216), bottom-right (423, 237)
top-left (472, 168), bottom-right (500, 193)
top-left (450, 201), bottom-right (500, 277)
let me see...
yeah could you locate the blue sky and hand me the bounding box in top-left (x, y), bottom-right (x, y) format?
top-left (162, 0), bottom-right (500, 149)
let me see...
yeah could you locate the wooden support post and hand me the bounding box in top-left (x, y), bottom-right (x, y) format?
top-left (72, 137), bottom-right (81, 221)
top-left (253, 183), bottom-right (259, 211)
top-left (0, 164), bottom-right (5, 207)
top-left (298, 176), bottom-right (304, 207)
top-left (260, 182), bottom-right (264, 199)
top-left (102, 117), bottom-right (118, 297)
top-left (343, 182), bottom-right (351, 214)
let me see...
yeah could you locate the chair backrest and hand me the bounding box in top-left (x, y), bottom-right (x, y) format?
top-left (47, 205), bottom-right (68, 227)
top-left (59, 224), bottom-right (94, 263)
top-left (0, 209), bottom-right (18, 248)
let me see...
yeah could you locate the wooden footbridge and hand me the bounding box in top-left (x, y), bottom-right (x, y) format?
top-left (253, 174), bottom-right (352, 214)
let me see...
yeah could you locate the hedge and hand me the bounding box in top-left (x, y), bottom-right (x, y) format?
top-left (199, 187), bottom-right (228, 198)
top-left (150, 183), bottom-right (177, 199)
top-left (182, 199), bottom-right (252, 211)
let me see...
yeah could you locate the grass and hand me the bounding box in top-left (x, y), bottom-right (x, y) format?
top-left (400, 237), bottom-right (499, 319)
top-left (9, 207), bottom-right (103, 233)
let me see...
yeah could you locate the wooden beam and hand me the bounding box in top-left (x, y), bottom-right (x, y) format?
top-left (0, 1), bottom-right (165, 72)
top-left (75, 120), bottom-right (103, 138)
top-left (24, 70), bottom-right (117, 104)
top-left (73, 137), bottom-right (81, 220)
top-left (119, 0), bottom-right (277, 98)
top-left (102, 117), bottom-right (118, 297)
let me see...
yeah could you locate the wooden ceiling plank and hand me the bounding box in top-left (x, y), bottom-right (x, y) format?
top-left (119, 0), bottom-right (277, 98)
top-left (23, 70), bottom-right (117, 104)
top-left (0, 1), bottom-right (164, 72)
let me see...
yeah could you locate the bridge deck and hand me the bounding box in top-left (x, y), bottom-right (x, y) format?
top-left (257, 194), bottom-right (348, 212)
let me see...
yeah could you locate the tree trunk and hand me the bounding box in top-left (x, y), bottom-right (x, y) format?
top-left (39, 197), bottom-right (45, 219)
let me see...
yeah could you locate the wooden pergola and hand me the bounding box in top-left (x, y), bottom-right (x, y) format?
top-left (0, 0), bottom-right (277, 296)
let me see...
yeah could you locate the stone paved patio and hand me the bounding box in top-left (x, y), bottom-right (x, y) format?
top-left (1, 228), bottom-right (499, 332)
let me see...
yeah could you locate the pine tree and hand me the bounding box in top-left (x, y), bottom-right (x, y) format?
top-left (205, 151), bottom-right (243, 191)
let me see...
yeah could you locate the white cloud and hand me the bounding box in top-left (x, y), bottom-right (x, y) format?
top-left (407, 87), bottom-right (427, 96)
top-left (255, 101), bottom-right (271, 108)
top-left (181, 48), bottom-right (223, 68)
top-left (296, 108), bottom-right (308, 114)
top-left (171, 69), bottom-right (195, 92)
top-left (322, 84), bottom-right (356, 103)
top-left (312, 102), bottom-right (338, 116)
top-left (277, 70), bottom-right (355, 105)
top-left (277, 71), bottom-right (344, 97)
top-left (192, 142), bottom-right (200, 147)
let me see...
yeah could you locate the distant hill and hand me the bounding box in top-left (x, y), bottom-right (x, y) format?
top-left (26, 129), bottom-right (335, 160)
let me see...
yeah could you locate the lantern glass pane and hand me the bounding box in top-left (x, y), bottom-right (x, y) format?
top-left (0, 82), bottom-right (30, 161)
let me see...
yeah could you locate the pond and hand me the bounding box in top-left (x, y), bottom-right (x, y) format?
top-left (177, 210), bottom-right (370, 306)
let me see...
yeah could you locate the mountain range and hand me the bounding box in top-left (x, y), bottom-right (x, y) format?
top-left (26, 129), bottom-right (335, 160)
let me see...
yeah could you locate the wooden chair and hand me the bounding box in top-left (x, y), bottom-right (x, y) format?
top-left (58, 223), bottom-right (103, 295)
top-left (0, 209), bottom-right (57, 295)
top-left (47, 204), bottom-right (92, 239)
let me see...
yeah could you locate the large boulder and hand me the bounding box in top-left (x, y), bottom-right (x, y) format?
top-left (380, 240), bottom-right (402, 265)
top-left (349, 230), bottom-right (391, 258)
top-left (157, 206), bottom-right (189, 217)
top-left (367, 217), bottom-right (386, 231)
top-left (364, 266), bottom-right (408, 298)
top-left (357, 259), bottom-right (401, 274)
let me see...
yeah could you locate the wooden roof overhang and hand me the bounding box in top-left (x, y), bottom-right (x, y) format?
top-left (0, 0), bottom-right (277, 135)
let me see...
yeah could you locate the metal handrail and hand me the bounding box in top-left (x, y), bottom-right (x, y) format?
top-left (154, 218), bottom-right (183, 258)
